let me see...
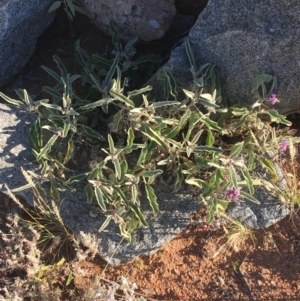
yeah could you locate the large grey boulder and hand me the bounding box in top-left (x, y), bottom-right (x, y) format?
top-left (74, 0), bottom-right (176, 42)
top-left (147, 0), bottom-right (300, 116)
top-left (0, 0), bottom-right (55, 87)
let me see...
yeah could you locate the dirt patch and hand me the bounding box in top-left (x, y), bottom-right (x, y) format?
top-left (73, 209), bottom-right (300, 300)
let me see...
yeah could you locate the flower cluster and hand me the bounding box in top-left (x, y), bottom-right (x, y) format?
top-left (269, 93), bottom-right (280, 105)
top-left (279, 140), bottom-right (288, 152)
top-left (226, 187), bottom-right (241, 201)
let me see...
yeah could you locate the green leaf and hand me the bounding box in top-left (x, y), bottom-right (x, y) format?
top-left (183, 89), bottom-right (195, 100)
top-left (130, 204), bottom-right (148, 227)
top-left (229, 167), bottom-right (238, 189)
top-left (266, 110), bottom-right (292, 126)
top-left (185, 178), bottom-right (207, 188)
top-left (175, 164), bottom-right (184, 188)
top-left (142, 169), bottom-right (163, 177)
top-left (98, 215), bottom-right (113, 232)
top-left (259, 158), bottom-right (279, 182)
top-left (202, 117), bottom-right (221, 131)
top-left (103, 52), bottom-right (119, 88)
top-left (145, 183), bottom-right (159, 213)
top-left (50, 182), bottom-right (60, 201)
top-left (251, 74), bottom-right (273, 93)
top-left (66, 0), bottom-right (75, 16)
top-left (184, 40), bottom-right (196, 70)
top-left (150, 101), bottom-right (180, 108)
top-left (41, 65), bottom-right (61, 82)
top-left (84, 184), bottom-right (94, 202)
top-left (240, 190), bottom-right (260, 204)
top-left (10, 183), bottom-right (33, 193)
top-left (36, 135), bottom-right (58, 161)
top-left (127, 128), bottom-right (135, 147)
top-left (241, 170), bottom-right (254, 195)
top-left (66, 272), bottom-right (74, 286)
top-left (200, 99), bottom-right (220, 109)
top-left (194, 146), bottom-right (222, 153)
top-left (113, 109), bottom-right (123, 131)
top-left (29, 119), bottom-right (43, 150)
top-left (108, 134), bottom-right (115, 153)
top-left (95, 187), bottom-right (106, 211)
top-left (191, 130), bottom-right (203, 145)
top-left (79, 124), bottom-right (104, 140)
top-left (73, 4), bottom-right (84, 14)
top-left (137, 141), bottom-right (156, 165)
top-left (234, 114), bottom-right (249, 128)
top-left (110, 89), bottom-right (135, 107)
top-left (48, 1), bottom-right (61, 13)
top-left (53, 55), bottom-right (68, 79)
top-left (63, 139), bottom-right (74, 164)
top-left (157, 70), bottom-right (178, 100)
top-left (0, 92), bottom-right (23, 107)
top-left (89, 74), bottom-right (103, 93)
top-left (113, 159), bottom-right (122, 180)
top-left (79, 98), bottom-right (113, 111)
top-left (65, 173), bottom-right (88, 185)
top-left (230, 107), bottom-right (249, 116)
top-left (185, 111), bottom-right (200, 141)
top-left (61, 119), bottom-right (71, 138)
top-left (128, 86), bottom-right (153, 98)
top-left (136, 124), bottom-right (168, 152)
top-left (113, 186), bottom-right (129, 206)
top-left (230, 141), bottom-right (244, 159)
top-left (206, 130), bottom-right (214, 146)
top-left (207, 198), bottom-right (217, 223)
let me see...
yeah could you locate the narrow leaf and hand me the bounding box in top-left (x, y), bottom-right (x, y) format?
top-left (230, 141), bottom-right (244, 159)
top-left (142, 169), bottom-right (163, 177)
top-left (95, 187), bottom-right (106, 211)
top-left (145, 183), bottom-right (159, 213)
top-left (48, 1), bottom-right (61, 13)
top-left (240, 190), bottom-right (260, 204)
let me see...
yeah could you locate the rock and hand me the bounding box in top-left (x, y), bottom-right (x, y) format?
top-left (226, 161), bottom-right (289, 229)
top-left (59, 184), bottom-right (201, 266)
top-left (0, 103), bottom-right (39, 205)
top-left (73, 0), bottom-right (176, 42)
top-left (0, 101), bottom-right (201, 266)
top-left (0, 0), bottom-right (55, 87)
top-left (147, 0), bottom-right (300, 116)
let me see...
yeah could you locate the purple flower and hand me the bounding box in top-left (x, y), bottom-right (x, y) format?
top-left (269, 93), bottom-right (280, 105)
top-left (279, 140), bottom-right (288, 152)
top-left (226, 187), bottom-right (241, 201)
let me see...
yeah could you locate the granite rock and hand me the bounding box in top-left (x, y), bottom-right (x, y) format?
top-left (147, 0), bottom-right (300, 115)
top-left (0, 0), bottom-right (55, 87)
top-left (73, 0), bottom-right (176, 42)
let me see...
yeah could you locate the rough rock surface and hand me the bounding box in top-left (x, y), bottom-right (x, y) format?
top-left (0, 103), bottom-right (39, 204)
top-left (0, 0), bottom-right (55, 87)
top-left (74, 0), bottom-right (176, 42)
top-left (0, 102), bottom-right (291, 266)
top-left (147, 0), bottom-right (300, 116)
top-left (227, 161), bottom-right (289, 229)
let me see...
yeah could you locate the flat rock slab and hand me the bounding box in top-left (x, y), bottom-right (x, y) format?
top-left (59, 185), bottom-right (201, 266)
top-left (147, 0), bottom-right (300, 115)
top-left (0, 0), bottom-right (55, 86)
